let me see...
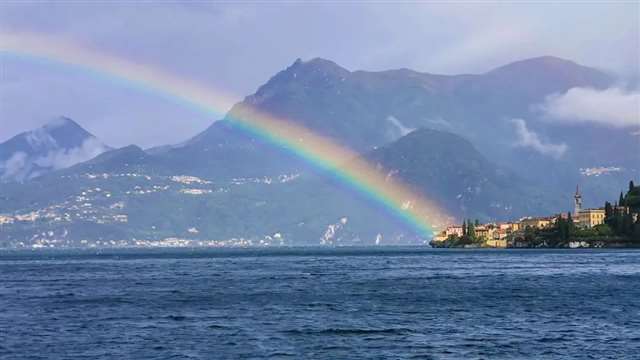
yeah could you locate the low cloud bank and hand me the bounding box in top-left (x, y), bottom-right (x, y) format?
top-left (34, 137), bottom-right (108, 170)
top-left (0, 138), bottom-right (108, 182)
top-left (540, 87), bottom-right (640, 128)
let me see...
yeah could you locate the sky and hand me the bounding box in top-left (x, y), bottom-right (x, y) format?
top-left (1, 1), bottom-right (638, 148)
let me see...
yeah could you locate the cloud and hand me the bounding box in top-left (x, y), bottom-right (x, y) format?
top-left (0, 138), bottom-right (108, 182)
top-left (386, 115), bottom-right (414, 138)
top-left (0, 152), bottom-right (29, 181)
top-left (511, 118), bottom-right (567, 159)
top-left (540, 87), bottom-right (640, 127)
top-left (34, 137), bottom-right (109, 170)
top-left (0, 2), bottom-right (638, 146)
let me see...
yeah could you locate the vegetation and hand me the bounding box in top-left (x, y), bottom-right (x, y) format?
top-left (512, 182), bottom-right (640, 247)
top-left (433, 218), bottom-right (486, 248)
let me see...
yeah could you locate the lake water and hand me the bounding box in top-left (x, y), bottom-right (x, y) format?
top-left (1, 248), bottom-right (639, 359)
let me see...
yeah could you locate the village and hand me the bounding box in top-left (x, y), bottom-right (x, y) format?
top-left (431, 184), bottom-right (640, 248)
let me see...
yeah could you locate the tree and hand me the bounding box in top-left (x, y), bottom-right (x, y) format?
top-left (594, 224), bottom-right (613, 237)
top-left (619, 192), bottom-right (625, 207)
top-left (462, 220), bottom-right (467, 237)
top-left (634, 217), bottom-right (640, 243)
top-left (566, 212), bottom-right (575, 239)
top-left (468, 220), bottom-right (476, 240)
top-left (604, 202), bottom-right (613, 222)
top-left (553, 215), bottom-right (569, 245)
top-left (622, 213), bottom-right (634, 236)
top-left (630, 181), bottom-right (635, 192)
top-left (524, 226), bottom-right (535, 245)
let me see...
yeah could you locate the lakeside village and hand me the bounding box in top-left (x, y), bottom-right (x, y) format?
top-left (431, 181), bottom-right (640, 248)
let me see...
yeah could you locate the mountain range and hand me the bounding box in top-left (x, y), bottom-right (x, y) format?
top-left (0, 56), bottom-right (637, 247)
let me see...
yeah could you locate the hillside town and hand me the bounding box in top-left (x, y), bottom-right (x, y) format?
top-left (431, 183), bottom-right (640, 248)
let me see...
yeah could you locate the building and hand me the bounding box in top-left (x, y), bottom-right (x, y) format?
top-left (498, 222), bottom-right (520, 232)
top-left (573, 185), bottom-right (606, 228)
top-left (445, 226), bottom-right (464, 237)
top-left (519, 216), bottom-right (555, 229)
top-left (432, 225), bottom-right (464, 242)
top-left (475, 224), bottom-right (498, 241)
top-left (576, 208), bottom-right (605, 228)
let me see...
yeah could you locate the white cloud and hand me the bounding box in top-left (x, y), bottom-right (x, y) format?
top-left (34, 137), bottom-right (108, 170)
top-left (540, 87), bottom-right (640, 127)
top-left (0, 152), bottom-right (29, 181)
top-left (0, 138), bottom-right (108, 182)
top-left (386, 115), bottom-right (414, 138)
top-left (511, 118), bottom-right (567, 159)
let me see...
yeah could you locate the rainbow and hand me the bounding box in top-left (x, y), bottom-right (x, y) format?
top-left (0, 32), bottom-right (453, 237)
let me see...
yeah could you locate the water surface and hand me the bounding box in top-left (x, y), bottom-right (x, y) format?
top-left (1, 248), bottom-right (639, 359)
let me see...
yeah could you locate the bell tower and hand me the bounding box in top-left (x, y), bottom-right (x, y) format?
top-left (574, 184), bottom-right (583, 216)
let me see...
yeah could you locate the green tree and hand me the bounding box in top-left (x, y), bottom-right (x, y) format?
top-left (567, 212), bottom-right (574, 233)
top-left (630, 181), bottom-right (635, 192)
top-left (604, 201), bottom-right (613, 221)
top-left (633, 217), bottom-right (640, 243)
top-left (468, 220), bottom-right (476, 240)
top-left (593, 224), bottom-right (613, 237)
top-left (619, 192), bottom-right (625, 207)
top-left (622, 213), bottom-right (634, 236)
top-left (524, 226), bottom-right (535, 246)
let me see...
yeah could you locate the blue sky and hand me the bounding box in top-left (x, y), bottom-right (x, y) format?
top-left (1, 1), bottom-right (638, 147)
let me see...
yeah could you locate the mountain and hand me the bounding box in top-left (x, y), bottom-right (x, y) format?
top-left (0, 56), bottom-right (637, 247)
top-left (184, 55), bottom-right (633, 206)
top-left (0, 117), bottom-right (111, 182)
top-left (224, 56), bottom-right (613, 150)
top-left (364, 128), bottom-right (561, 220)
top-left (122, 55), bottom-right (630, 196)
top-left (0, 129), bottom-right (560, 247)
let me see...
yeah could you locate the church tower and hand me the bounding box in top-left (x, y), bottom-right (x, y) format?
top-left (574, 184), bottom-right (583, 216)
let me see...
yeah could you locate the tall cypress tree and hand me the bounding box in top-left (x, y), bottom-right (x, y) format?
top-left (630, 180), bottom-right (635, 192)
top-left (468, 220), bottom-right (476, 240)
top-left (604, 201), bottom-right (613, 220)
top-left (619, 192), bottom-right (625, 207)
top-left (566, 212), bottom-right (575, 239)
top-left (462, 220), bottom-right (467, 237)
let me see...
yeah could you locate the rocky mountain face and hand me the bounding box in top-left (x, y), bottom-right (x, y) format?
top-left (0, 117), bottom-right (110, 182)
top-left (0, 56), bottom-right (637, 247)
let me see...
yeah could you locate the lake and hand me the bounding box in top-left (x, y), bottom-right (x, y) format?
top-left (1, 247), bottom-right (639, 359)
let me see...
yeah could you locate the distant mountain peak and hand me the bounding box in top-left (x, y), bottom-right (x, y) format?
top-left (284, 57), bottom-right (351, 80)
top-left (0, 117), bottom-right (110, 182)
top-left (301, 57), bottom-right (347, 69)
top-left (43, 116), bottom-right (77, 129)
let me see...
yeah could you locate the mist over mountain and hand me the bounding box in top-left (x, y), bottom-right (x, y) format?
top-left (0, 117), bottom-right (111, 182)
top-left (0, 56), bottom-right (637, 247)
